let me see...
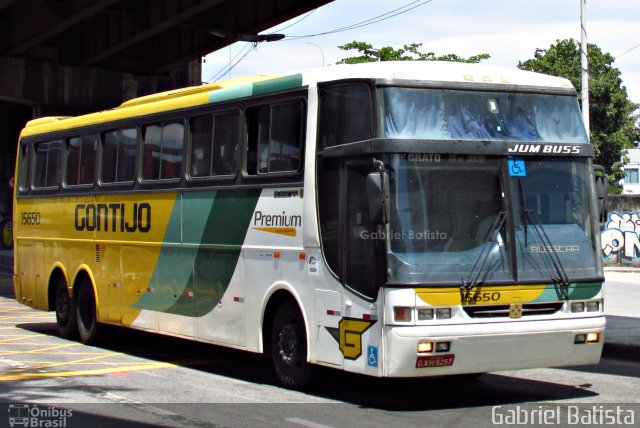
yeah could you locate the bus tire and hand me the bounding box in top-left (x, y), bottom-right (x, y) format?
top-left (271, 300), bottom-right (313, 390)
top-left (0, 219), bottom-right (12, 250)
top-left (55, 278), bottom-right (77, 339)
top-left (76, 280), bottom-right (99, 345)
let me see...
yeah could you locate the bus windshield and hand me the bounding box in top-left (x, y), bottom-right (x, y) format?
top-left (380, 87), bottom-right (589, 143)
top-left (385, 154), bottom-right (601, 285)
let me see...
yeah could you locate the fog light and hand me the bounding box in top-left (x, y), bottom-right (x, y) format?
top-left (574, 334), bottom-right (586, 344)
top-left (418, 341), bottom-right (433, 353)
top-left (417, 308), bottom-right (434, 320)
top-left (586, 332), bottom-right (600, 343)
top-left (571, 302), bottom-right (585, 313)
top-left (436, 308), bottom-right (452, 319)
top-left (586, 301), bottom-right (600, 312)
top-left (435, 342), bottom-right (450, 352)
top-left (394, 306), bottom-right (412, 322)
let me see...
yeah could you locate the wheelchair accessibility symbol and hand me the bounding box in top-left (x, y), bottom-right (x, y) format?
top-left (508, 157), bottom-right (527, 177)
top-left (367, 346), bottom-right (378, 368)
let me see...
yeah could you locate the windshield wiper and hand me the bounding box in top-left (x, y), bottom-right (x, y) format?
top-left (461, 211), bottom-right (506, 291)
top-left (517, 178), bottom-right (569, 287)
top-left (523, 208), bottom-right (571, 288)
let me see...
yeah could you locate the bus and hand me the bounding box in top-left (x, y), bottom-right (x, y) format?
top-left (13, 61), bottom-right (605, 389)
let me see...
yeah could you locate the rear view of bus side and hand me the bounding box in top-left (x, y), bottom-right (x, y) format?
top-left (13, 61), bottom-right (605, 389)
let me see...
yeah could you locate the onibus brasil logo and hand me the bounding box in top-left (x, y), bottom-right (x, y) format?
top-left (8, 404), bottom-right (73, 427)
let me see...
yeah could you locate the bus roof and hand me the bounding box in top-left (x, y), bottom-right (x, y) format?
top-left (19, 61), bottom-right (575, 139)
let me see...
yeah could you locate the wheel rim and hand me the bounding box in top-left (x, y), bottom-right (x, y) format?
top-left (277, 323), bottom-right (300, 367)
top-left (79, 289), bottom-right (95, 330)
top-left (56, 287), bottom-right (69, 325)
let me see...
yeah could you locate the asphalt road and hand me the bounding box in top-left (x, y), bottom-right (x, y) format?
top-left (1, 273), bottom-right (638, 428)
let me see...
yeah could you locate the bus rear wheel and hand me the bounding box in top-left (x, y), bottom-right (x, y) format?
top-left (55, 278), bottom-right (77, 339)
top-left (271, 300), bottom-right (313, 390)
top-left (76, 280), bottom-right (99, 345)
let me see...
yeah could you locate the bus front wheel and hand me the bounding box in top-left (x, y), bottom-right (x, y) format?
top-left (76, 280), bottom-right (99, 345)
top-left (271, 300), bottom-right (313, 390)
top-left (55, 278), bottom-right (77, 339)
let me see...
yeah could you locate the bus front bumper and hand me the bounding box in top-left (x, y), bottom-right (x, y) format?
top-left (384, 316), bottom-right (605, 377)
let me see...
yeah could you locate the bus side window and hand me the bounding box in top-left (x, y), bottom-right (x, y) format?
top-left (245, 101), bottom-right (304, 175)
top-left (189, 111), bottom-right (239, 178)
top-left (190, 114), bottom-right (213, 178)
top-left (318, 83), bottom-right (373, 150)
top-left (33, 140), bottom-right (64, 189)
top-left (101, 128), bottom-right (138, 184)
top-left (66, 134), bottom-right (97, 186)
top-left (142, 122), bottom-right (184, 181)
top-left (245, 105), bottom-right (269, 175)
top-left (211, 111), bottom-right (240, 176)
top-left (17, 143), bottom-right (30, 194)
top-left (269, 101), bottom-right (304, 173)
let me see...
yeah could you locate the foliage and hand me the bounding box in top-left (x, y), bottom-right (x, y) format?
top-left (336, 41), bottom-right (490, 64)
top-left (518, 39), bottom-right (640, 184)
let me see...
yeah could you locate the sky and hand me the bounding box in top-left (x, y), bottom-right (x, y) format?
top-left (202, 0), bottom-right (640, 104)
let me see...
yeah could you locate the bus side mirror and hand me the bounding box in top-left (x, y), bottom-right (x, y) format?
top-left (367, 171), bottom-right (390, 225)
top-left (593, 164), bottom-right (607, 227)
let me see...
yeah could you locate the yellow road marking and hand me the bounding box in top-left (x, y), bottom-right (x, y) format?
top-left (0, 352), bottom-right (124, 374)
top-left (0, 315), bottom-right (54, 320)
top-left (1, 360), bottom-right (160, 366)
top-left (0, 343), bottom-right (79, 356)
top-left (0, 335), bottom-right (43, 343)
top-left (0, 362), bottom-right (175, 381)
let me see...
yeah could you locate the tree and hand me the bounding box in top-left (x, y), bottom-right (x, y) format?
top-left (518, 39), bottom-right (640, 186)
top-left (337, 41), bottom-right (490, 64)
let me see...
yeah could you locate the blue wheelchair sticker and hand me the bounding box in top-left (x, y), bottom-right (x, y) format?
top-left (367, 346), bottom-right (378, 368)
top-left (508, 157), bottom-right (527, 177)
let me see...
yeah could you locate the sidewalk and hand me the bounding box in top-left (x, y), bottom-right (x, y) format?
top-left (600, 268), bottom-right (640, 361)
top-left (0, 252), bottom-right (638, 362)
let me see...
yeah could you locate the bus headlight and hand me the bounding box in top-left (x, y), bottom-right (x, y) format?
top-left (417, 308), bottom-right (434, 320)
top-left (586, 301), bottom-right (600, 312)
top-left (417, 341), bottom-right (433, 353)
top-left (435, 308), bottom-right (452, 319)
top-left (571, 302), bottom-right (585, 313)
top-left (571, 301), bottom-right (600, 313)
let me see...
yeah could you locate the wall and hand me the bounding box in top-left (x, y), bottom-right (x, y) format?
top-left (601, 211), bottom-right (640, 266)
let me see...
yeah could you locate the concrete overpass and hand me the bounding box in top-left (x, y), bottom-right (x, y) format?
top-left (0, 0), bottom-right (333, 176)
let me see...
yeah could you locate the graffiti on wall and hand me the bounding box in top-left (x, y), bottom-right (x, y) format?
top-left (601, 211), bottom-right (640, 265)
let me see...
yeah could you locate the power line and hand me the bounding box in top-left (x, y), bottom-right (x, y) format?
top-left (205, 0), bottom-right (435, 81)
top-left (204, 8), bottom-right (320, 82)
top-left (616, 42), bottom-right (640, 60)
top-left (271, 8), bottom-right (318, 32)
top-left (283, 0), bottom-right (434, 40)
top-left (207, 44), bottom-right (255, 82)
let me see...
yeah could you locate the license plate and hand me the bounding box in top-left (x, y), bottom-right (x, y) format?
top-left (416, 354), bottom-right (455, 368)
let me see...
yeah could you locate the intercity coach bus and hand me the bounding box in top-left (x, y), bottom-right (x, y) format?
top-left (13, 61), bottom-right (605, 389)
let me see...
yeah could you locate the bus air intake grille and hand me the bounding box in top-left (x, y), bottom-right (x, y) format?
top-left (95, 245), bottom-right (101, 263)
top-left (463, 302), bottom-right (563, 318)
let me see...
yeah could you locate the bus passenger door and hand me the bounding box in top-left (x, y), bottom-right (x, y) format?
top-left (341, 160), bottom-right (384, 376)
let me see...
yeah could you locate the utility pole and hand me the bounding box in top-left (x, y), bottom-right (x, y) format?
top-left (581, 0), bottom-right (590, 135)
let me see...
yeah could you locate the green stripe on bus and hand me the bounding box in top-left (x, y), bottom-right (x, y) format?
top-left (252, 74), bottom-right (303, 96)
top-left (535, 282), bottom-right (602, 302)
top-left (209, 84), bottom-right (253, 104)
top-left (132, 188), bottom-right (261, 316)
